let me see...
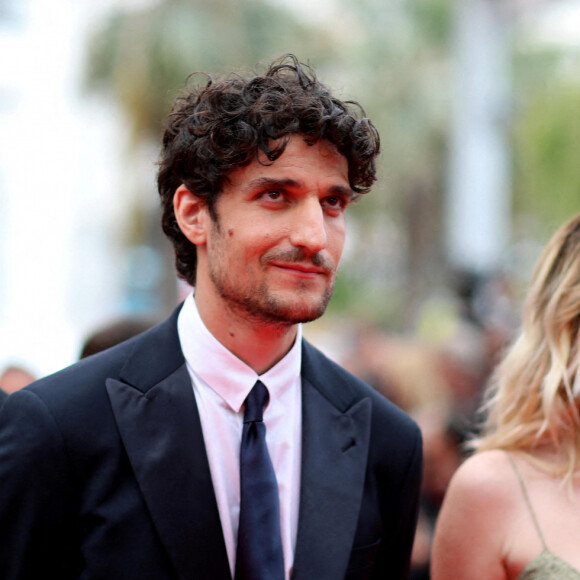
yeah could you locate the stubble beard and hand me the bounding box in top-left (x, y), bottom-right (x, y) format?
top-left (207, 219), bottom-right (338, 327)
top-left (208, 246), bottom-right (336, 327)
top-left (209, 265), bottom-right (336, 328)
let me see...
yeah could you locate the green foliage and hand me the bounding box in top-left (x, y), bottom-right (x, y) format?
top-left (84, 0), bottom-right (331, 143)
top-left (408, 0), bottom-right (453, 49)
top-left (513, 83), bottom-right (580, 233)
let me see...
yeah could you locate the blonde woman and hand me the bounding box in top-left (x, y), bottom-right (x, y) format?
top-left (432, 215), bottom-right (580, 579)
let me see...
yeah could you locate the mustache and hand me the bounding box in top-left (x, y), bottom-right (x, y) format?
top-left (261, 248), bottom-right (333, 272)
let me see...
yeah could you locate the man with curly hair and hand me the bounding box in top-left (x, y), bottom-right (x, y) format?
top-left (0, 55), bottom-right (422, 580)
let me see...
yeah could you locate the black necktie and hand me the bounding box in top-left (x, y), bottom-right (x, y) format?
top-left (235, 380), bottom-right (285, 580)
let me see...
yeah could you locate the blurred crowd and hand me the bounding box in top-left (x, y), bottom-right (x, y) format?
top-left (336, 268), bottom-right (519, 578)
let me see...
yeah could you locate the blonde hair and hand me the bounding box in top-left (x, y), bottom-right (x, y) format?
top-left (472, 214), bottom-right (580, 481)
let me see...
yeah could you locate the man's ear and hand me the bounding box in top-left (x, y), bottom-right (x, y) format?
top-left (173, 184), bottom-right (209, 245)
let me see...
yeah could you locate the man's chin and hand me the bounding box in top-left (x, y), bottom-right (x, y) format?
top-left (261, 293), bottom-right (332, 325)
top-left (217, 285), bottom-right (334, 326)
top-left (278, 308), bottom-right (326, 325)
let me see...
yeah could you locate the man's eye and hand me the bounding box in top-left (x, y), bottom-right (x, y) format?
top-left (265, 190), bottom-right (281, 200)
top-left (324, 196), bottom-right (346, 209)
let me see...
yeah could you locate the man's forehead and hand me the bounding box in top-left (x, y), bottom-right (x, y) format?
top-left (234, 139), bottom-right (348, 182)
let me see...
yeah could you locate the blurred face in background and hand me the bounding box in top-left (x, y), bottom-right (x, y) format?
top-left (0, 366), bottom-right (36, 394)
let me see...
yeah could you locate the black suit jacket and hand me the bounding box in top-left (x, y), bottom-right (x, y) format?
top-left (0, 307), bottom-right (422, 579)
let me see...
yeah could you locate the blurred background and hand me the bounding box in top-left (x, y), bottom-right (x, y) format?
top-left (3, 0), bottom-right (580, 375)
top-left (2, 0), bottom-right (580, 574)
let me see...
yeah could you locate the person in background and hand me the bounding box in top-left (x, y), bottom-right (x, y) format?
top-left (79, 316), bottom-right (160, 359)
top-left (0, 54), bottom-right (422, 580)
top-left (432, 214), bottom-right (580, 579)
top-left (0, 364), bottom-right (36, 396)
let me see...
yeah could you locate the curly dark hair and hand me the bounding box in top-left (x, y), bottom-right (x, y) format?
top-left (157, 53), bottom-right (381, 286)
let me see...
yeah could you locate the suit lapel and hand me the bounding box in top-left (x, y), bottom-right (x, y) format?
top-left (292, 342), bottom-right (372, 580)
top-left (106, 309), bottom-right (230, 580)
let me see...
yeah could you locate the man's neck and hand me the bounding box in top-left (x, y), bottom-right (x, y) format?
top-left (193, 290), bottom-right (298, 376)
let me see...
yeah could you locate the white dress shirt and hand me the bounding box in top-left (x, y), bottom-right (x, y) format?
top-left (177, 293), bottom-right (302, 579)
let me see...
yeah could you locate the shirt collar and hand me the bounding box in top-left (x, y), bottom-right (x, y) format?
top-left (177, 292), bottom-right (302, 413)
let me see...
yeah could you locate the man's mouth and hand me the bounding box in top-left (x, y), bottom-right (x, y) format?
top-left (272, 262), bottom-right (329, 276)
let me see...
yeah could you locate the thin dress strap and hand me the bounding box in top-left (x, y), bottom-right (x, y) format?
top-left (506, 452), bottom-right (548, 551)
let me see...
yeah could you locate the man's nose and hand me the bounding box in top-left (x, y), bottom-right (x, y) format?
top-left (289, 198), bottom-right (327, 254)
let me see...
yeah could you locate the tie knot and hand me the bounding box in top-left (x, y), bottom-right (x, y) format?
top-left (243, 380), bottom-right (269, 423)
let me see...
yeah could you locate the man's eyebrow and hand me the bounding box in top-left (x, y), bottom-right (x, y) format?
top-left (246, 177), bottom-right (301, 191)
top-left (247, 177), bottom-right (354, 199)
top-left (327, 184), bottom-right (355, 200)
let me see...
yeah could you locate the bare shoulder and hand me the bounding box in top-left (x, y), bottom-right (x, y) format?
top-left (431, 450), bottom-right (517, 580)
top-left (449, 449), bottom-right (517, 499)
top-left (439, 449), bottom-right (519, 533)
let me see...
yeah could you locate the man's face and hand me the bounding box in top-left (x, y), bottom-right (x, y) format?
top-left (199, 136), bottom-right (352, 326)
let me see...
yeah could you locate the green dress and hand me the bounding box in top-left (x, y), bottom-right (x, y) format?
top-left (507, 454), bottom-right (580, 579)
